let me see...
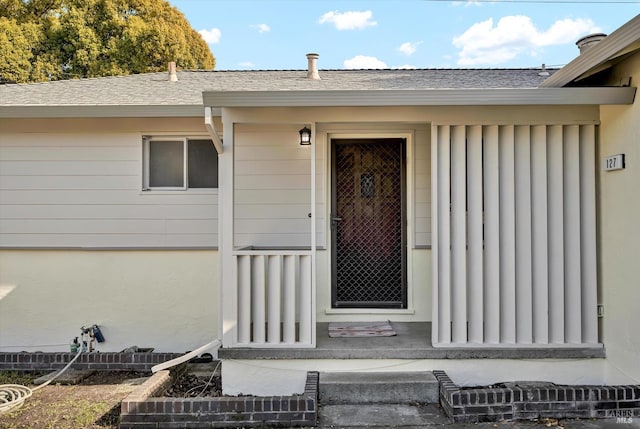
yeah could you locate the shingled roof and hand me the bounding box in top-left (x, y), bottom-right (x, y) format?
top-left (0, 68), bottom-right (554, 107)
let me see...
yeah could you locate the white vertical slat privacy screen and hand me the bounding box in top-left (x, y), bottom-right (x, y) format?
top-left (432, 124), bottom-right (598, 346)
top-left (235, 251), bottom-right (313, 347)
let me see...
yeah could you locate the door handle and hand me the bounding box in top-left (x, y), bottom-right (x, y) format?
top-left (331, 216), bottom-right (343, 222)
top-left (331, 215), bottom-right (342, 228)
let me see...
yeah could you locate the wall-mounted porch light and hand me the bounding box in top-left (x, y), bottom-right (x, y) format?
top-left (299, 126), bottom-right (312, 145)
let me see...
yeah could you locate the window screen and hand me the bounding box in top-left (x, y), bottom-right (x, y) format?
top-left (149, 140), bottom-right (184, 188)
top-left (188, 139), bottom-right (218, 188)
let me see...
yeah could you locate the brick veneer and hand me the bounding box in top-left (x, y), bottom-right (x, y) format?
top-left (120, 370), bottom-right (319, 428)
top-left (0, 352), bottom-right (181, 372)
top-left (434, 370), bottom-right (640, 423)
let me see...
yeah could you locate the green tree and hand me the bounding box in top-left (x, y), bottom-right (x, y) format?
top-left (0, 18), bottom-right (39, 82)
top-left (0, 0), bottom-right (214, 82)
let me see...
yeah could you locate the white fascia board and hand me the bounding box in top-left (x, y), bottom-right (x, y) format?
top-left (202, 88), bottom-right (635, 107)
top-left (541, 14), bottom-right (640, 88)
top-left (0, 105), bottom-right (220, 118)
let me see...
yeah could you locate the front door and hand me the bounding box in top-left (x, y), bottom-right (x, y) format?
top-left (331, 138), bottom-right (407, 308)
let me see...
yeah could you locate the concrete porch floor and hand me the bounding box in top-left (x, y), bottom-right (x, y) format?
top-left (217, 322), bottom-right (605, 360)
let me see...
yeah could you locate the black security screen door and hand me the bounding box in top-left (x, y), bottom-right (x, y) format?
top-left (331, 138), bottom-right (407, 308)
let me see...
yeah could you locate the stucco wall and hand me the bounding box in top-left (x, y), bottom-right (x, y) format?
top-left (223, 358), bottom-right (607, 396)
top-left (599, 52), bottom-right (640, 383)
top-left (0, 250), bottom-right (218, 353)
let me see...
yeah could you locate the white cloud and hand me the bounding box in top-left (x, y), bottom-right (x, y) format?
top-left (344, 55), bottom-right (387, 69)
top-left (451, 1), bottom-right (484, 6)
top-left (251, 24), bottom-right (271, 33)
top-left (238, 61), bottom-right (255, 67)
top-left (199, 28), bottom-right (221, 44)
top-left (319, 10), bottom-right (377, 30)
top-left (398, 41), bottom-right (422, 56)
top-left (538, 18), bottom-right (599, 46)
top-left (453, 15), bottom-right (600, 65)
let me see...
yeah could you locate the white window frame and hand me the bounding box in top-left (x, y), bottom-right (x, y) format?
top-left (142, 135), bottom-right (217, 191)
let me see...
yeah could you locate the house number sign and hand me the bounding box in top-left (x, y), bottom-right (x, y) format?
top-left (604, 154), bottom-right (625, 171)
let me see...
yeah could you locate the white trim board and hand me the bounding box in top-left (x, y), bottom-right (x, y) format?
top-left (203, 88), bottom-right (635, 107)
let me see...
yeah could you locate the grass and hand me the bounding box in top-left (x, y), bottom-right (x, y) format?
top-left (0, 371), bottom-right (134, 429)
top-left (0, 370), bottom-right (43, 385)
top-left (58, 399), bottom-right (114, 427)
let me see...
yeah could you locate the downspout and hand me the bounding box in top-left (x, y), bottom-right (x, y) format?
top-left (152, 106), bottom-right (227, 373)
top-left (151, 339), bottom-right (222, 373)
top-left (204, 102), bottom-right (234, 348)
top-left (144, 105), bottom-right (227, 373)
top-left (204, 107), bottom-right (224, 154)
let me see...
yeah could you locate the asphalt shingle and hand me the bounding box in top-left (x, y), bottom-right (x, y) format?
top-left (0, 68), bottom-right (556, 107)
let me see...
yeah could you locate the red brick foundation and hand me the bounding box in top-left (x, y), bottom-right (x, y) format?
top-left (120, 370), bottom-right (319, 428)
top-left (0, 352), bottom-right (181, 372)
top-left (435, 370), bottom-right (640, 423)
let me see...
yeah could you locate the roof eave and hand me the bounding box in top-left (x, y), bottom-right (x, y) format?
top-left (203, 88), bottom-right (636, 108)
top-left (0, 104), bottom-right (220, 118)
top-left (540, 14), bottom-right (640, 88)
top-left (1, 87), bottom-right (634, 118)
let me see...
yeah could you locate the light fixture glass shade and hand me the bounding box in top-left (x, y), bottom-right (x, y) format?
top-left (299, 126), bottom-right (311, 145)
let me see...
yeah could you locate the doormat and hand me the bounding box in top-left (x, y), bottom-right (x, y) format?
top-left (328, 321), bottom-right (397, 338)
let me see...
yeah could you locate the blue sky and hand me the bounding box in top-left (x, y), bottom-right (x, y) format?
top-left (169, 0), bottom-right (640, 70)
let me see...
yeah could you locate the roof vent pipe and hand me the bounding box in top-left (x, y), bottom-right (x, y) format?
top-left (538, 64), bottom-right (550, 77)
top-left (168, 61), bottom-right (178, 82)
top-left (306, 53), bottom-right (320, 80)
top-left (576, 33), bottom-right (607, 54)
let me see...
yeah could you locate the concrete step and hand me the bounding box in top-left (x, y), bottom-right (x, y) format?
top-left (319, 371), bottom-right (439, 405)
top-left (318, 403), bottom-right (449, 428)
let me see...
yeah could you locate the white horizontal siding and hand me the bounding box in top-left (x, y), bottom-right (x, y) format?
top-left (415, 202), bottom-right (431, 219)
top-left (235, 174), bottom-right (311, 190)
top-left (1, 219), bottom-right (170, 234)
top-left (234, 124), bottom-right (325, 248)
top-left (0, 132), bottom-right (218, 248)
top-left (0, 219), bottom-right (213, 236)
top-left (0, 233), bottom-right (217, 247)
top-left (0, 146), bottom-right (140, 161)
top-left (0, 133), bottom-right (136, 147)
top-left (0, 204), bottom-right (217, 219)
top-left (415, 173), bottom-right (431, 189)
top-left (234, 234), bottom-right (315, 248)
top-left (235, 189), bottom-right (313, 205)
top-left (236, 160), bottom-right (311, 175)
top-left (235, 146), bottom-right (312, 161)
top-left (414, 128), bottom-right (431, 247)
top-left (0, 175), bottom-right (140, 190)
top-left (0, 160), bottom-right (139, 175)
top-left (235, 219), bottom-right (322, 234)
top-left (0, 190), bottom-right (216, 205)
top-left (415, 191), bottom-right (430, 204)
top-left (235, 204), bottom-right (324, 220)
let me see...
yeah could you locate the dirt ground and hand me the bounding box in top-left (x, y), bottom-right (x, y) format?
top-left (3, 371), bottom-right (634, 429)
top-left (0, 371), bottom-right (148, 429)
